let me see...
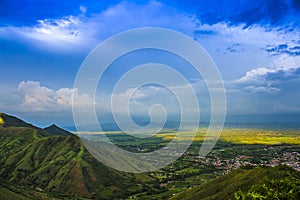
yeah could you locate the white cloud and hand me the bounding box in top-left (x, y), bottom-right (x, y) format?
top-left (196, 23), bottom-right (300, 48)
top-left (9, 16), bottom-right (83, 47)
top-left (108, 85), bottom-right (180, 116)
top-left (244, 86), bottom-right (281, 93)
top-left (95, 1), bottom-right (194, 31)
top-left (17, 81), bottom-right (55, 111)
top-left (16, 81), bottom-right (93, 112)
top-left (102, 81), bottom-right (211, 120)
top-left (0, 1), bottom-right (196, 51)
top-left (236, 55), bottom-right (300, 82)
top-left (194, 22), bottom-right (300, 81)
top-left (272, 54), bottom-right (300, 70)
top-left (237, 67), bottom-right (276, 82)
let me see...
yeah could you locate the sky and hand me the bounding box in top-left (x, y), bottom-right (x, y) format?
top-left (1, 0), bottom-right (300, 127)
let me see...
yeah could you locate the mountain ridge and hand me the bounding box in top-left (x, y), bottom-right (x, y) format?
top-left (0, 112), bottom-right (74, 137)
top-left (0, 113), bottom-right (38, 129)
top-left (43, 124), bottom-right (73, 136)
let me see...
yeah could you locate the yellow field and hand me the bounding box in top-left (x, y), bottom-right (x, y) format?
top-left (220, 129), bottom-right (300, 145)
top-left (156, 128), bottom-right (300, 145)
top-left (156, 130), bottom-right (206, 141)
top-left (77, 128), bottom-right (300, 145)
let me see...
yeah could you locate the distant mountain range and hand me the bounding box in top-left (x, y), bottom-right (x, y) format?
top-left (64, 113), bottom-right (300, 131)
top-left (67, 121), bottom-right (300, 132)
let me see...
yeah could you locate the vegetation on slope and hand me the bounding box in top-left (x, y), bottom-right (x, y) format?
top-left (234, 177), bottom-right (300, 199)
top-left (171, 165), bottom-right (300, 200)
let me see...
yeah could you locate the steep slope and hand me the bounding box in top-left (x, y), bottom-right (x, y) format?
top-left (0, 113), bottom-right (37, 129)
top-left (0, 114), bottom-right (152, 199)
top-left (43, 124), bottom-right (73, 136)
top-left (171, 165), bottom-right (300, 200)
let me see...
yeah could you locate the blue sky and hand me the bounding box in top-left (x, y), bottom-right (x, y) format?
top-left (1, 0), bottom-right (300, 127)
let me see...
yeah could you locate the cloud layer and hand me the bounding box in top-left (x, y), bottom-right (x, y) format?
top-left (13, 81), bottom-right (93, 112)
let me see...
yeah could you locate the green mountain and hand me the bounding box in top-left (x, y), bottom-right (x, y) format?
top-left (0, 113), bottom-right (151, 199)
top-left (0, 113), bottom-right (37, 129)
top-left (43, 124), bottom-right (73, 136)
top-left (171, 165), bottom-right (300, 200)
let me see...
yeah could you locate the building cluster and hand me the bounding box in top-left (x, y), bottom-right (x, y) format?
top-left (194, 147), bottom-right (300, 174)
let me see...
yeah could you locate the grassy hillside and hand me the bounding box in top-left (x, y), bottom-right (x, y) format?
top-left (0, 114), bottom-right (152, 199)
top-left (171, 165), bottom-right (300, 200)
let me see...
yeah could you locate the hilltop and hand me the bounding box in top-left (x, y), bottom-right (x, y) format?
top-left (0, 113), bottom-right (37, 129)
top-left (43, 124), bottom-right (73, 136)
